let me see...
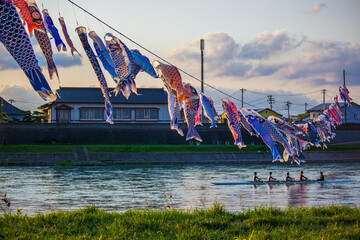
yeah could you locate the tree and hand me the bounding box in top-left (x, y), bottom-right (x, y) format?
top-left (19, 110), bottom-right (46, 123)
top-left (31, 111), bottom-right (46, 123)
top-left (0, 112), bottom-right (8, 123)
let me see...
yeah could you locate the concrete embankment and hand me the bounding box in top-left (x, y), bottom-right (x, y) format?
top-left (1, 150), bottom-right (359, 166)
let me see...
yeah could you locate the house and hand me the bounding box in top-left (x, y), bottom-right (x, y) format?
top-left (0, 97), bottom-right (26, 121)
top-left (220, 108), bottom-right (282, 123)
top-left (307, 102), bottom-right (360, 123)
top-left (38, 87), bottom-right (171, 123)
top-left (255, 108), bottom-right (283, 119)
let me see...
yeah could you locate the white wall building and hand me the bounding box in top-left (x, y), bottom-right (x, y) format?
top-left (307, 102), bottom-right (360, 124)
top-left (39, 87), bottom-right (171, 123)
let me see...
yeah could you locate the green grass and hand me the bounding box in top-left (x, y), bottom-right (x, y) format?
top-left (1, 144), bottom-right (359, 153)
top-left (0, 204), bottom-right (359, 239)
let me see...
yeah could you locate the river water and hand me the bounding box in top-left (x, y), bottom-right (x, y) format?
top-left (1, 163), bottom-right (359, 215)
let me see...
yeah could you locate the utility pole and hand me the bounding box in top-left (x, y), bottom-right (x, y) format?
top-left (200, 39), bottom-right (204, 94)
top-left (267, 95), bottom-right (275, 110)
top-left (240, 88), bottom-right (246, 108)
top-left (343, 69), bottom-right (347, 123)
top-left (200, 39), bottom-right (205, 122)
top-left (8, 99), bottom-right (15, 105)
top-left (285, 101), bottom-right (292, 121)
top-left (321, 89), bottom-right (326, 111)
top-left (0, 97), bottom-right (3, 123)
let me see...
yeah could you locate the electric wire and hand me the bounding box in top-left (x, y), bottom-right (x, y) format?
top-left (66, 0), bottom-right (351, 113)
top-left (66, 0), bottom-right (261, 109)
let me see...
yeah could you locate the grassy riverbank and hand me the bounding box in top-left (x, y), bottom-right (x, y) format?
top-left (0, 204), bottom-right (359, 239)
top-left (1, 144), bottom-right (359, 153)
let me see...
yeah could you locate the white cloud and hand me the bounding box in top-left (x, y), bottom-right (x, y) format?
top-left (305, 2), bottom-right (327, 14)
top-left (166, 30), bottom-right (360, 87)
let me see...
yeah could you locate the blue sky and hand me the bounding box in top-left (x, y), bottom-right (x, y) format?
top-left (0, 0), bottom-right (359, 115)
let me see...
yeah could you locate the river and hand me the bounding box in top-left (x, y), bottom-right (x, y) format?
top-left (1, 163), bottom-right (359, 215)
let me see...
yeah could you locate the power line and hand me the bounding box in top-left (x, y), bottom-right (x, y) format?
top-left (246, 89), bottom-right (319, 97)
top-left (67, 0), bottom-right (262, 109)
top-left (346, 72), bottom-right (360, 78)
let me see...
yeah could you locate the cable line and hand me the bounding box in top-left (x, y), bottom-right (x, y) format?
top-left (66, 0), bottom-right (263, 109)
top-left (246, 89), bottom-right (319, 97)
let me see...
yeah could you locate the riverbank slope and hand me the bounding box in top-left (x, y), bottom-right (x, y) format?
top-left (1, 205), bottom-right (359, 239)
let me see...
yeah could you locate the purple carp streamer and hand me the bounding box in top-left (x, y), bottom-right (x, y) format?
top-left (166, 90), bottom-right (184, 136)
top-left (58, 17), bottom-right (80, 59)
top-left (0, 0), bottom-right (56, 100)
top-left (339, 86), bottom-right (352, 106)
top-left (26, 0), bottom-right (59, 81)
top-left (76, 26), bottom-right (113, 124)
top-left (222, 99), bottom-right (245, 149)
top-left (183, 83), bottom-right (202, 142)
top-left (42, 9), bottom-right (66, 52)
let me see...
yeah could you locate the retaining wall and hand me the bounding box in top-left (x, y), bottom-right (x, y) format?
top-left (1, 123), bottom-right (359, 145)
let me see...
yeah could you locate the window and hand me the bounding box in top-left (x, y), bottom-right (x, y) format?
top-left (354, 114), bottom-right (360, 120)
top-left (135, 109), bottom-right (158, 120)
top-left (80, 108), bottom-right (103, 120)
top-left (113, 109), bottom-right (131, 120)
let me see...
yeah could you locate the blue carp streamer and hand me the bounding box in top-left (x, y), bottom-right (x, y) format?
top-left (76, 26), bottom-right (113, 124)
top-left (0, 1), bottom-right (56, 100)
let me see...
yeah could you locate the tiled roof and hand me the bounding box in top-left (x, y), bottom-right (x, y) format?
top-left (307, 102), bottom-right (360, 112)
top-left (39, 87), bottom-right (168, 108)
top-left (307, 103), bottom-right (332, 112)
top-left (0, 97), bottom-right (25, 115)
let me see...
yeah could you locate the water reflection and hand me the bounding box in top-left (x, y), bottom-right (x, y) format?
top-left (0, 163), bottom-right (359, 215)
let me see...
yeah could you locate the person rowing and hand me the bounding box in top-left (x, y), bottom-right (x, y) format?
top-left (299, 171), bottom-right (309, 181)
top-left (252, 172), bottom-right (262, 182)
top-left (267, 172), bottom-right (277, 182)
top-left (284, 172), bottom-right (294, 182)
top-left (317, 172), bottom-right (325, 181)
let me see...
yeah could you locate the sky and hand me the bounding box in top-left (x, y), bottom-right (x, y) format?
top-left (0, 0), bottom-right (359, 116)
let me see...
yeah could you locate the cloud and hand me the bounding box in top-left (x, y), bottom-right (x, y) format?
top-left (37, 52), bottom-right (82, 68)
top-left (240, 30), bottom-right (298, 59)
top-left (166, 30), bottom-right (360, 87)
top-left (0, 85), bottom-right (47, 111)
top-left (305, 2), bottom-right (327, 14)
top-left (0, 48), bottom-right (20, 71)
top-left (0, 43), bottom-right (82, 71)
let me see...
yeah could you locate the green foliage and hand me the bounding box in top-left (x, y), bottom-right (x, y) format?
top-left (0, 112), bottom-right (8, 123)
top-left (19, 110), bottom-right (46, 123)
top-left (0, 205), bottom-right (359, 239)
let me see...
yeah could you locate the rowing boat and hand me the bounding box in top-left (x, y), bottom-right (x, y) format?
top-left (211, 179), bottom-right (353, 185)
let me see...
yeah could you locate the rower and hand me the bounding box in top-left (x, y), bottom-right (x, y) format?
top-left (317, 172), bottom-right (325, 181)
top-left (284, 172), bottom-right (294, 182)
top-left (299, 171), bottom-right (308, 181)
top-left (252, 172), bottom-right (261, 182)
top-left (267, 172), bottom-right (277, 182)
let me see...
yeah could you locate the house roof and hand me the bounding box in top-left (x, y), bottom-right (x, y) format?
top-left (307, 103), bottom-right (332, 112)
top-left (307, 102), bottom-right (360, 112)
top-left (255, 108), bottom-right (283, 117)
top-left (39, 87), bottom-right (168, 109)
top-left (0, 97), bottom-right (26, 115)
